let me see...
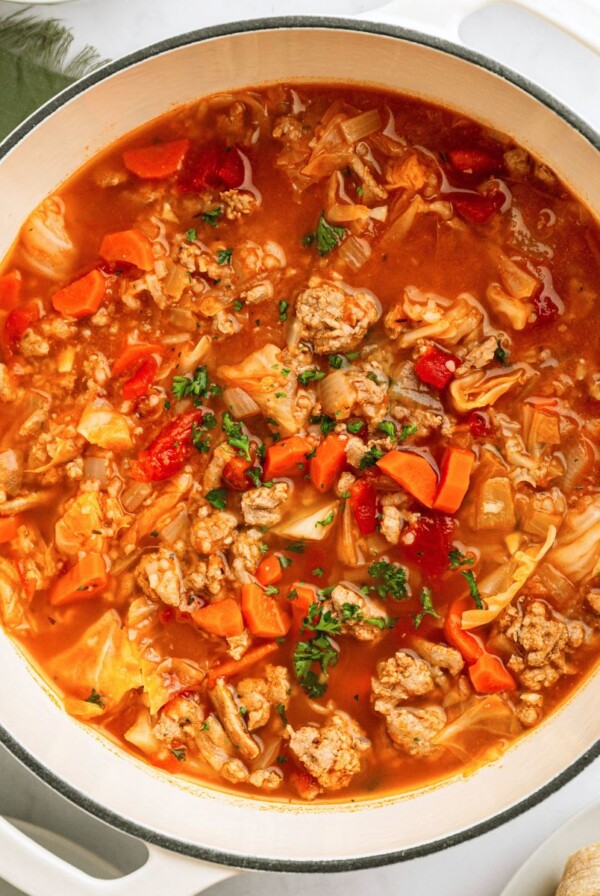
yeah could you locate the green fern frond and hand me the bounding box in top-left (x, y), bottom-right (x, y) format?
top-left (0, 9), bottom-right (107, 77)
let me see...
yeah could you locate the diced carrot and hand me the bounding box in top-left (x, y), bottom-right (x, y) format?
top-left (468, 652), bottom-right (516, 694)
top-left (433, 446), bottom-right (475, 514)
top-left (123, 138), bottom-right (191, 180)
top-left (377, 450), bottom-right (438, 508)
top-left (288, 582), bottom-right (318, 636)
top-left (0, 515), bottom-right (20, 543)
top-left (51, 269), bottom-right (107, 319)
top-left (444, 597), bottom-right (484, 665)
top-left (50, 553), bottom-right (108, 606)
top-left (241, 582), bottom-right (291, 638)
top-left (191, 597), bottom-right (244, 637)
top-left (99, 229), bottom-right (155, 272)
top-left (0, 271), bottom-right (22, 311)
top-left (263, 436), bottom-right (313, 480)
top-left (290, 768), bottom-right (320, 800)
top-left (112, 342), bottom-right (164, 376)
top-left (309, 435), bottom-right (347, 493)
top-left (122, 356), bottom-right (158, 400)
top-left (207, 641), bottom-right (279, 682)
top-left (222, 456), bottom-right (253, 491)
top-left (256, 554), bottom-right (283, 587)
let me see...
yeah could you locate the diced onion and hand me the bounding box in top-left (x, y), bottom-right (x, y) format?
top-left (319, 371), bottom-right (356, 419)
top-left (338, 235), bottom-right (371, 270)
top-left (83, 456), bottom-right (109, 487)
top-left (163, 261), bottom-right (190, 299)
top-left (223, 386), bottom-right (261, 419)
top-left (285, 316), bottom-right (303, 350)
top-left (161, 506), bottom-right (188, 544)
top-left (340, 109), bottom-right (382, 143)
top-left (121, 481), bottom-right (153, 512)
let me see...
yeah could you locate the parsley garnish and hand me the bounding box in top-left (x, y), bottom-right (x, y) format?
top-left (172, 365), bottom-right (212, 402)
top-left (340, 602), bottom-right (395, 630)
top-left (494, 338), bottom-right (510, 367)
top-left (312, 567), bottom-right (324, 577)
top-left (233, 300), bottom-right (245, 312)
top-left (222, 412), bottom-right (252, 461)
top-left (328, 354), bottom-right (344, 369)
top-left (293, 603), bottom-right (342, 697)
top-left (347, 419), bottom-right (365, 434)
top-left (202, 206), bottom-right (223, 227)
top-left (279, 555), bottom-right (292, 570)
top-left (170, 747), bottom-right (186, 762)
top-left (398, 423), bottom-right (418, 442)
top-left (85, 688), bottom-right (104, 708)
top-left (216, 248), bottom-right (233, 265)
top-left (206, 488), bottom-right (228, 510)
top-left (274, 703), bottom-right (288, 726)
top-left (246, 467), bottom-right (263, 488)
top-left (286, 541), bottom-right (305, 554)
top-left (377, 420), bottom-right (397, 439)
top-left (315, 511), bottom-right (335, 528)
top-left (303, 212), bottom-right (347, 256)
top-left (265, 585), bottom-right (280, 596)
top-left (185, 228), bottom-right (197, 242)
top-left (192, 412), bottom-right (217, 453)
top-left (359, 445), bottom-right (385, 470)
top-left (345, 351), bottom-right (360, 361)
top-left (462, 569), bottom-right (483, 609)
top-left (276, 755), bottom-right (288, 764)
top-left (448, 548), bottom-right (474, 570)
top-left (368, 560), bottom-right (409, 601)
top-left (278, 300), bottom-right (289, 322)
top-left (298, 366), bottom-right (326, 386)
top-left (413, 587), bottom-right (440, 628)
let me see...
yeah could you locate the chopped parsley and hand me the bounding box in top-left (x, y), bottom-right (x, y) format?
top-left (310, 414), bottom-right (337, 436)
top-left (192, 412), bottom-right (217, 453)
top-left (85, 688), bottom-right (104, 708)
top-left (278, 300), bottom-right (289, 322)
top-left (347, 419), bottom-right (365, 434)
top-left (265, 585), bottom-right (280, 596)
top-left (413, 587), bottom-right (440, 628)
top-left (286, 541), bottom-right (305, 554)
top-left (274, 703), bottom-right (288, 726)
top-left (448, 548), bottom-right (474, 570)
top-left (462, 569), bottom-right (484, 609)
top-left (359, 445), bottom-right (385, 470)
top-left (201, 206), bottom-right (223, 227)
top-left (293, 603), bottom-right (342, 697)
top-left (172, 365), bottom-right (212, 402)
top-left (239, 706), bottom-right (248, 717)
top-left (315, 511), bottom-right (335, 528)
top-left (398, 423), bottom-right (418, 442)
top-left (216, 247), bottom-right (233, 265)
top-left (377, 420), bottom-right (397, 439)
top-left (302, 212), bottom-right (347, 256)
top-left (368, 560), bottom-right (409, 601)
top-left (201, 720), bottom-right (210, 731)
top-left (233, 300), bottom-right (245, 313)
top-left (340, 602), bottom-right (395, 630)
top-left (366, 371), bottom-right (381, 384)
top-left (494, 338), bottom-right (510, 366)
top-left (185, 228), bottom-right (197, 242)
top-left (298, 367), bottom-right (326, 386)
top-left (279, 555), bottom-right (293, 570)
top-left (312, 567), bottom-right (324, 577)
top-left (328, 354), bottom-right (345, 370)
top-left (276, 755), bottom-right (288, 764)
top-left (170, 747), bottom-right (186, 762)
top-left (246, 467), bottom-right (263, 488)
top-left (345, 351), bottom-right (360, 361)
top-left (205, 488), bottom-right (228, 510)
top-left (222, 412), bottom-right (252, 461)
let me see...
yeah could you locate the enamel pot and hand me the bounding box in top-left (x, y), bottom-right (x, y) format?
top-left (0, 2), bottom-right (599, 893)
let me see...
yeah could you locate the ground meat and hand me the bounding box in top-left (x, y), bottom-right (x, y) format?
top-left (412, 637), bottom-right (464, 679)
top-left (20, 329), bottom-right (49, 358)
top-left (135, 549), bottom-right (184, 608)
top-left (515, 692), bottom-right (544, 727)
top-left (503, 147), bottom-right (531, 178)
top-left (0, 364), bottom-right (22, 402)
top-left (344, 435), bottom-right (368, 468)
top-left (236, 665), bottom-right (291, 730)
top-left (325, 584), bottom-right (389, 642)
top-left (500, 599), bottom-right (586, 690)
top-left (295, 281), bottom-right (380, 354)
top-left (273, 114), bottom-right (304, 142)
top-left (371, 650), bottom-right (434, 715)
top-left (190, 506), bottom-right (238, 554)
top-left (208, 679), bottom-right (260, 761)
top-left (228, 527), bottom-right (263, 583)
top-left (455, 336), bottom-right (498, 375)
top-left (184, 553), bottom-right (228, 598)
top-left (220, 189), bottom-right (256, 220)
top-left (335, 471), bottom-right (356, 497)
top-left (380, 493), bottom-right (407, 545)
top-left (226, 629), bottom-right (252, 661)
top-left (241, 482), bottom-right (290, 527)
top-left (385, 706), bottom-right (446, 757)
top-left (586, 589), bottom-right (600, 616)
top-left (288, 711), bottom-right (371, 793)
top-left (343, 363), bottom-right (388, 424)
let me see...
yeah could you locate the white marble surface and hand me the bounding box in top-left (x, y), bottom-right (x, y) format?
top-left (0, 2), bottom-right (599, 894)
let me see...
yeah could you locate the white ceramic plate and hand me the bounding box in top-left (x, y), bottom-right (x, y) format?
top-left (500, 799), bottom-right (600, 896)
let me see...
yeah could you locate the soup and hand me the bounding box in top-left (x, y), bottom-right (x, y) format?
top-left (1, 84), bottom-right (600, 803)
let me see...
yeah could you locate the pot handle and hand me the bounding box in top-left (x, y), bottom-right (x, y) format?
top-left (0, 816), bottom-right (236, 896)
top-left (355, 0), bottom-right (600, 56)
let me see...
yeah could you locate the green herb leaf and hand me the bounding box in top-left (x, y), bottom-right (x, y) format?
top-left (278, 300), bottom-right (289, 322)
top-left (328, 354), bottom-right (344, 370)
top-left (170, 747), bottom-right (186, 762)
top-left (461, 569), bottom-right (483, 609)
top-left (377, 420), bottom-right (397, 439)
top-left (315, 511), bottom-right (335, 528)
top-left (413, 586), bottom-right (440, 628)
top-left (448, 548), bottom-right (474, 570)
top-left (172, 365), bottom-right (212, 401)
top-left (202, 206), bottom-right (223, 227)
top-left (298, 366), bottom-right (326, 386)
top-left (85, 688), bottom-right (104, 708)
top-left (274, 703), bottom-right (288, 726)
top-left (265, 585), bottom-right (280, 596)
top-left (246, 467), bottom-right (263, 488)
top-left (233, 300), bottom-right (245, 312)
top-left (286, 541), bottom-right (305, 554)
top-left (312, 567), bottom-right (324, 577)
top-left (185, 228), bottom-right (197, 242)
top-left (494, 338), bottom-right (510, 367)
top-left (206, 488), bottom-right (228, 510)
top-left (222, 412), bottom-right (252, 461)
top-left (279, 555), bottom-right (293, 569)
top-left (359, 445), bottom-right (385, 470)
top-left (368, 560), bottom-right (409, 601)
top-left (216, 247), bottom-right (232, 265)
top-left (303, 212), bottom-right (347, 256)
top-left (347, 419), bottom-right (365, 434)
top-left (397, 423), bottom-right (418, 442)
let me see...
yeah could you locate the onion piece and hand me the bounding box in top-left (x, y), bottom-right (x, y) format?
top-left (161, 506), bottom-right (188, 544)
top-left (286, 316), bottom-right (303, 350)
top-left (338, 235), bottom-right (371, 270)
top-left (179, 335), bottom-right (212, 374)
top-left (273, 500), bottom-right (339, 541)
top-left (83, 456), bottom-right (109, 487)
top-left (338, 500), bottom-right (364, 566)
top-left (319, 371), bottom-right (356, 420)
top-left (163, 261), bottom-right (190, 299)
top-left (340, 109), bottom-right (382, 143)
top-left (121, 481), bottom-right (153, 512)
top-left (223, 386), bottom-right (261, 419)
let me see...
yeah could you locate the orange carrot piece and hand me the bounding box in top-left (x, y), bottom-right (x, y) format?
top-left (99, 229), bottom-right (155, 272)
top-left (263, 436), bottom-right (313, 480)
top-left (288, 582), bottom-right (318, 636)
top-left (51, 269), bottom-right (107, 319)
top-left (241, 582), bottom-right (291, 638)
top-left (433, 447), bottom-right (475, 514)
top-left (50, 553), bottom-right (108, 606)
top-left (309, 435), bottom-right (347, 493)
top-left (444, 597), bottom-right (484, 665)
top-left (0, 271), bottom-right (22, 311)
top-left (208, 641), bottom-right (279, 682)
top-left (376, 450), bottom-right (438, 508)
top-left (0, 515), bottom-right (20, 543)
top-left (112, 342), bottom-right (164, 376)
top-left (256, 554), bottom-right (283, 587)
top-left (123, 138), bottom-right (190, 179)
top-left (191, 597), bottom-right (244, 637)
top-left (468, 653), bottom-right (516, 694)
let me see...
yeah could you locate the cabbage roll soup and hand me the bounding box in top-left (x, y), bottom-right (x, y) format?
top-left (2, 84), bottom-right (600, 804)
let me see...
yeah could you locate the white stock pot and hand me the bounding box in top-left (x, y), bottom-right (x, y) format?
top-left (0, 2), bottom-right (599, 893)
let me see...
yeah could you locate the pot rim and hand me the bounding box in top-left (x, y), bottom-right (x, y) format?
top-left (1, 14), bottom-right (599, 874)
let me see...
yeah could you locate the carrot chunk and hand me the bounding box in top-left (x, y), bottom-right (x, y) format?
top-left (99, 229), bottom-right (155, 272)
top-left (208, 641), bottom-right (279, 683)
top-left (51, 269), bottom-right (107, 319)
top-left (191, 597), bottom-right (244, 637)
top-left (433, 447), bottom-right (475, 514)
top-left (256, 554), bottom-right (283, 587)
top-left (50, 553), bottom-right (108, 606)
top-left (0, 515), bottom-right (20, 543)
top-left (309, 435), bottom-right (347, 493)
top-left (123, 138), bottom-right (190, 179)
top-left (288, 582), bottom-right (318, 636)
top-left (111, 342), bottom-right (163, 376)
top-left (263, 436), bottom-right (313, 480)
top-left (444, 597), bottom-right (484, 665)
top-left (377, 450), bottom-right (437, 508)
top-left (468, 653), bottom-right (516, 694)
top-left (241, 582), bottom-right (291, 638)
top-left (0, 271), bottom-right (22, 311)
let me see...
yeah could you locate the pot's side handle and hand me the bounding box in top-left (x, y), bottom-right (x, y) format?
top-left (0, 816), bottom-right (236, 896)
top-left (356, 0), bottom-right (600, 56)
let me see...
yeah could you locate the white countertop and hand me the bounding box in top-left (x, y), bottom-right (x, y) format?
top-left (0, 2), bottom-right (599, 894)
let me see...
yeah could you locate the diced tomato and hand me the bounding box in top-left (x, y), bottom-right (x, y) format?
top-left (0, 271), bottom-right (22, 311)
top-left (122, 356), bottom-right (158, 401)
top-left (2, 303), bottom-right (40, 357)
top-left (97, 259), bottom-right (137, 277)
top-left (450, 190), bottom-right (504, 224)
top-left (159, 607), bottom-right (175, 625)
top-left (349, 479), bottom-right (378, 536)
top-left (467, 411), bottom-right (492, 438)
top-left (402, 513), bottom-right (455, 578)
top-left (222, 456), bottom-right (253, 491)
top-left (178, 144), bottom-right (245, 193)
top-left (414, 346), bottom-right (460, 390)
top-left (130, 409), bottom-right (204, 482)
top-left (448, 148), bottom-right (501, 176)
top-left (533, 291), bottom-right (560, 325)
